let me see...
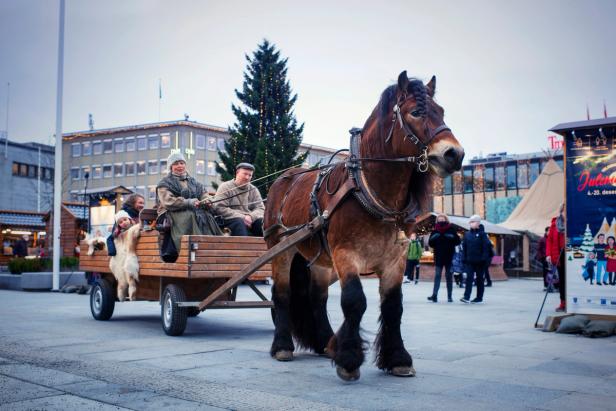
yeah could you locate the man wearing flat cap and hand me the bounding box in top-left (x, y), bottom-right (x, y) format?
top-left (213, 162), bottom-right (265, 236)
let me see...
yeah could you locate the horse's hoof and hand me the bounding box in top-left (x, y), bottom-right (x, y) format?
top-left (390, 366), bottom-right (416, 377)
top-left (274, 350), bottom-right (294, 362)
top-left (336, 366), bottom-right (360, 381)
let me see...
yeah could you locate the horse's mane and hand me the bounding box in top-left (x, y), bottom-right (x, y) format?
top-left (364, 79), bottom-right (434, 213)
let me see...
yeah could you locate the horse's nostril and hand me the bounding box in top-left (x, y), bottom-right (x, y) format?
top-left (444, 148), bottom-right (457, 163)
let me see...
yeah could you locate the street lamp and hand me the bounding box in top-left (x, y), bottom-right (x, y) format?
top-left (83, 171), bottom-right (90, 234)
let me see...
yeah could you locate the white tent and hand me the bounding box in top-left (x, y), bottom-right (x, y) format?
top-left (501, 159), bottom-right (564, 237)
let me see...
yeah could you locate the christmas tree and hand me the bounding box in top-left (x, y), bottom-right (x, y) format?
top-left (580, 224), bottom-right (594, 253)
top-left (217, 39), bottom-right (307, 196)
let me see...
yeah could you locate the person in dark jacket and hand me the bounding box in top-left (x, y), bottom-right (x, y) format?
top-left (480, 224), bottom-right (495, 287)
top-left (427, 213), bottom-right (460, 303)
top-left (106, 193), bottom-right (145, 256)
top-left (460, 215), bottom-right (491, 304)
top-left (12, 235), bottom-right (29, 258)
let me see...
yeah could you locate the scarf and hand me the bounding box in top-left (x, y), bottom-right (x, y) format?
top-left (556, 214), bottom-right (565, 233)
top-left (435, 222), bottom-right (451, 234)
top-left (157, 172), bottom-right (204, 203)
top-left (113, 223), bottom-right (131, 238)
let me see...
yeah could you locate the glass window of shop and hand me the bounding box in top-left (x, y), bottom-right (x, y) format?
top-left (148, 134), bottom-right (159, 150)
top-left (148, 160), bottom-right (159, 174)
top-left (207, 136), bottom-right (217, 151)
top-left (484, 166), bottom-right (495, 191)
top-left (125, 162), bottom-right (135, 176)
top-left (463, 168), bottom-right (473, 193)
top-left (137, 161), bottom-right (146, 175)
top-left (114, 138), bottom-right (124, 153)
top-left (517, 163), bottom-right (529, 188)
top-left (160, 133), bottom-right (171, 148)
top-left (195, 134), bottom-right (206, 149)
top-left (125, 137), bottom-right (136, 152)
top-left (82, 141), bottom-right (91, 156)
top-left (443, 175), bottom-right (453, 195)
top-left (196, 160), bottom-right (205, 175)
top-left (93, 165), bottom-right (102, 179)
top-left (103, 164), bottom-right (112, 178)
top-left (495, 166), bottom-right (505, 190)
top-left (529, 161), bottom-right (540, 185)
top-left (93, 141), bottom-right (102, 155)
top-left (506, 164), bottom-right (517, 190)
top-left (103, 139), bottom-right (113, 154)
top-left (71, 143), bottom-right (81, 157)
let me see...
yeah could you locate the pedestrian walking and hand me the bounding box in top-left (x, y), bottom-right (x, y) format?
top-left (546, 203), bottom-right (566, 311)
top-left (427, 214), bottom-right (460, 303)
top-left (460, 215), bottom-right (491, 304)
top-left (479, 224), bottom-right (494, 287)
top-left (404, 232), bottom-right (422, 284)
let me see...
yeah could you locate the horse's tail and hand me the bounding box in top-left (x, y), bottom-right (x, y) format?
top-left (288, 253), bottom-right (320, 351)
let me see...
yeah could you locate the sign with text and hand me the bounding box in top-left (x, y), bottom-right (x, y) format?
top-left (565, 124), bottom-right (616, 315)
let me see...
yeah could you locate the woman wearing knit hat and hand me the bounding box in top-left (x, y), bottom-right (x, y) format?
top-left (156, 152), bottom-right (222, 260)
top-left (427, 213), bottom-right (461, 303)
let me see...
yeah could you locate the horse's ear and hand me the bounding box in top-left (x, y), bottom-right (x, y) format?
top-left (426, 75), bottom-right (436, 97)
top-left (397, 71), bottom-right (409, 92)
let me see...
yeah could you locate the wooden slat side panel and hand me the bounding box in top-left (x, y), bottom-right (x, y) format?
top-left (190, 270), bottom-right (272, 279)
top-left (190, 263), bottom-right (272, 271)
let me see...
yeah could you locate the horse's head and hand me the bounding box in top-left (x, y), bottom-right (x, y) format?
top-left (387, 71), bottom-right (465, 177)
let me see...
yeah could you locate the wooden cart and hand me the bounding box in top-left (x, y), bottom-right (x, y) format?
top-left (79, 213), bottom-right (325, 336)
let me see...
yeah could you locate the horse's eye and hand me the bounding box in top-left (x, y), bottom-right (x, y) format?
top-left (410, 110), bottom-right (421, 118)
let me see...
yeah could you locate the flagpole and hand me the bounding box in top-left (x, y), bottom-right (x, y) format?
top-left (52, 0), bottom-right (66, 291)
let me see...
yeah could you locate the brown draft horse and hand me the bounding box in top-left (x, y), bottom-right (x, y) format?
top-left (263, 71), bottom-right (464, 381)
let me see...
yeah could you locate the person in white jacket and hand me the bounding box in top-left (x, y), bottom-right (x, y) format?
top-left (109, 210), bottom-right (141, 301)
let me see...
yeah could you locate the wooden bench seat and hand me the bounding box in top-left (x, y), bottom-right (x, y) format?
top-left (79, 230), bottom-right (272, 281)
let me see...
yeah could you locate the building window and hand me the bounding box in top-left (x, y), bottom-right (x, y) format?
top-left (135, 186), bottom-right (147, 200)
top-left (484, 166), bottom-right (495, 191)
top-left (11, 162), bottom-right (18, 175)
top-left (529, 161), bottom-right (540, 185)
top-left (148, 160), bottom-right (159, 174)
top-left (70, 167), bottom-right (80, 180)
top-left (125, 162), bottom-right (135, 176)
top-left (148, 134), bottom-right (159, 150)
top-left (207, 136), bottom-right (217, 151)
top-left (82, 141), bottom-right (92, 156)
top-left (103, 139), bottom-right (113, 153)
top-left (160, 133), bottom-right (171, 148)
top-left (495, 166), bottom-right (505, 190)
top-left (137, 136), bottom-right (147, 151)
top-left (207, 161), bottom-right (216, 176)
top-left (506, 164), bottom-right (517, 190)
top-left (463, 168), bottom-right (473, 193)
top-left (517, 163), bottom-right (529, 188)
top-left (195, 134), bottom-right (206, 149)
top-left (82, 166), bottom-right (91, 180)
top-left (71, 143), bottom-right (81, 157)
top-left (160, 159), bottom-right (167, 174)
top-left (136, 160), bottom-right (146, 175)
top-left (103, 164), bottom-right (112, 178)
top-left (217, 138), bottom-right (226, 152)
top-left (114, 138), bottom-right (124, 153)
top-left (114, 163), bottom-right (124, 177)
top-left (28, 165), bottom-right (36, 178)
top-left (196, 160), bottom-right (205, 174)
top-left (443, 175), bottom-right (452, 195)
top-left (93, 141), bottom-right (102, 155)
top-left (148, 186), bottom-right (157, 201)
top-left (44, 168), bottom-right (52, 180)
top-left (125, 137), bottom-right (136, 152)
top-left (92, 165), bottom-right (102, 179)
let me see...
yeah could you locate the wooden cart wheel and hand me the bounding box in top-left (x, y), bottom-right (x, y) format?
top-left (90, 278), bottom-right (115, 321)
top-left (161, 284), bottom-right (188, 336)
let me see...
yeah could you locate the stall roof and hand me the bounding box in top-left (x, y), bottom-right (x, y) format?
top-left (0, 210), bottom-right (46, 228)
top-left (65, 204), bottom-right (88, 219)
top-left (549, 116), bottom-right (616, 135)
top-left (83, 185), bottom-right (133, 196)
top-left (415, 212), bottom-right (520, 236)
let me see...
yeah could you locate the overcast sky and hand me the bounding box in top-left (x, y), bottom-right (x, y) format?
top-left (1, 0), bottom-right (615, 160)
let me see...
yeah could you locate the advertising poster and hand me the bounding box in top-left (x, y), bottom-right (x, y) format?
top-left (565, 124), bottom-right (616, 314)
